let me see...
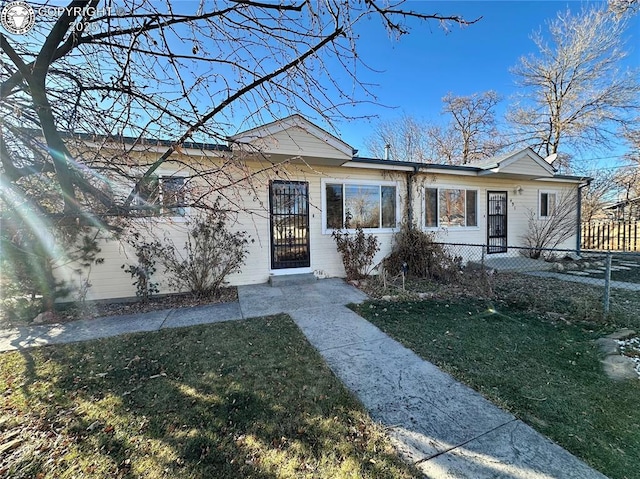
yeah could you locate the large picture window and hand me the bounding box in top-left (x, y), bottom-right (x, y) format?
top-left (133, 175), bottom-right (186, 216)
top-left (424, 187), bottom-right (478, 228)
top-left (324, 181), bottom-right (397, 231)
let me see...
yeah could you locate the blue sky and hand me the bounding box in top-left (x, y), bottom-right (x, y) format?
top-left (328, 0), bottom-right (640, 165)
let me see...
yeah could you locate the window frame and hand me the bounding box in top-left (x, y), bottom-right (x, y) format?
top-left (131, 172), bottom-right (189, 218)
top-left (422, 186), bottom-right (480, 230)
top-left (538, 190), bottom-right (557, 219)
top-left (321, 178), bottom-right (400, 234)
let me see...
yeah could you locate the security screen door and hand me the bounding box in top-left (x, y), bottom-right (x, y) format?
top-left (487, 191), bottom-right (508, 254)
top-left (269, 181), bottom-right (310, 269)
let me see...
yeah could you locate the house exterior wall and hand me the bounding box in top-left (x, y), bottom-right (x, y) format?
top-left (412, 173), bottom-right (579, 261)
top-left (58, 161), bottom-right (403, 301)
top-left (242, 125), bottom-right (351, 160)
top-left (499, 158), bottom-right (552, 177)
top-left (55, 137), bottom-right (581, 302)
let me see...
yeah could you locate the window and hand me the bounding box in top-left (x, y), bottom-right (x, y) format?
top-left (324, 181), bottom-right (397, 230)
top-left (133, 175), bottom-right (186, 216)
top-left (424, 187), bottom-right (478, 228)
top-left (539, 191), bottom-right (557, 218)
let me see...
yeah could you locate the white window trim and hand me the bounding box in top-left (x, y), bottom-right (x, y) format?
top-left (422, 186), bottom-right (480, 231)
top-left (321, 178), bottom-right (401, 234)
top-left (538, 190), bottom-right (557, 219)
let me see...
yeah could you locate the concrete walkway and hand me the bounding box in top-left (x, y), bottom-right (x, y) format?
top-left (0, 279), bottom-right (606, 478)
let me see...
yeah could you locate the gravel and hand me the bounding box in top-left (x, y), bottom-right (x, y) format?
top-left (617, 336), bottom-right (640, 378)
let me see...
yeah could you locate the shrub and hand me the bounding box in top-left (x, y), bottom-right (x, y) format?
top-left (1, 212), bottom-right (102, 322)
top-left (154, 211), bottom-right (250, 298)
top-left (122, 234), bottom-right (161, 302)
top-left (522, 190), bottom-right (578, 259)
top-left (383, 225), bottom-right (461, 282)
top-left (332, 226), bottom-right (380, 281)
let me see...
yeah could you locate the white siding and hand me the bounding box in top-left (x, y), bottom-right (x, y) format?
top-left (56, 162), bottom-right (580, 302)
top-left (499, 157), bottom-right (552, 177)
top-left (414, 174), bottom-right (579, 255)
top-left (57, 163), bottom-right (401, 301)
top-left (245, 126), bottom-right (350, 160)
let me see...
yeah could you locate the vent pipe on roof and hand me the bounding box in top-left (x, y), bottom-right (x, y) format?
top-left (384, 143), bottom-right (391, 161)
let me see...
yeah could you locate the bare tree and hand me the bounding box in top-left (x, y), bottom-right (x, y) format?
top-left (0, 1), bottom-right (478, 315)
top-left (365, 90), bottom-right (502, 164)
top-left (507, 5), bottom-right (640, 167)
top-left (425, 124), bottom-right (459, 165)
top-left (365, 114), bottom-right (432, 162)
top-left (611, 124), bottom-right (640, 204)
top-left (609, 0), bottom-right (640, 16)
top-left (441, 90), bottom-right (502, 163)
top-left (578, 168), bottom-right (620, 222)
top-left (1, 0), bottom-right (475, 224)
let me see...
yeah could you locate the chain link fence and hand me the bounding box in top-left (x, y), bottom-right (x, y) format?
top-left (433, 243), bottom-right (640, 318)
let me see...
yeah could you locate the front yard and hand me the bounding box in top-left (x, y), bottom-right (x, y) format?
top-left (353, 277), bottom-right (640, 479)
top-left (0, 315), bottom-right (419, 479)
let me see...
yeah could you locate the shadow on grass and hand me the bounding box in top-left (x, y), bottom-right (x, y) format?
top-left (353, 298), bottom-right (640, 479)
top-left (1, 315), bottom-right (415, 479)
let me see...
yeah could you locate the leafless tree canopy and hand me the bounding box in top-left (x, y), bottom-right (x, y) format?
top-left (365, 114), bottom-right (433, 163)
top-left (507, 5), bottom-right (640, 166)
top-left (1, 0), bottom-right (475, 222)
top-left (441, 91), bottom-right (502, 164)
top-left (365, 91), bottom-right (503, 164)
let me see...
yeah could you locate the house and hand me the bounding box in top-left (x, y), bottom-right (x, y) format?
top-left (58, 115), bottom-right (589, 301)
top-left (602, 197), bottom-right (640, 221)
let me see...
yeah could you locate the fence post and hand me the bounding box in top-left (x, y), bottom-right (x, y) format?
top-left (603, 253), bottom-right (612, 318)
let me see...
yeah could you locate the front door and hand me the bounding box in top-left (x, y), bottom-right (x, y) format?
top-left (487, 191), bottom-right (508, 254)
top-left (269, 181), bottom-right (311, 269)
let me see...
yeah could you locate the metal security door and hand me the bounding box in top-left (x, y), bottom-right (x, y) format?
top-left (487, 191), bottom-right (507, 254)
top-left (269, 181), bottom-right (310, 269)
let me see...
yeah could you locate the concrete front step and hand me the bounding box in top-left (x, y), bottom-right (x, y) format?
top-left (269, 273), bottom-right (317, 287)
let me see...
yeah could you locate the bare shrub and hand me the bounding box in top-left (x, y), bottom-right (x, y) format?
top-left (383, 225), bottom-right (461, 282)
top-left (154, 212), bottom-right (250, 298)
top-left (332, 227), bottom-right (380, 281)
top-left (522, 190), bottom-right (578, 259)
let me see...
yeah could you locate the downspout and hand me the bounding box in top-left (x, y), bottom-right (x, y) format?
top-left (577, 178), bottom-right (592, 253)
top-left (405, 165), bottom-right (419, 228)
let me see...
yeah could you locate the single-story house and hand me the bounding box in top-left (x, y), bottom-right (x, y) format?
top-left (603, 197), bottom-right (640, 221)
top-left (58, 115), bottom-right (589, 301)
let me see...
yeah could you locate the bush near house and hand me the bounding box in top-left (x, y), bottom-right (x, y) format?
top-left (1, 213), bottom-right (103, 322)
top-left (332, 226), bottom-right (380, 281)
top-left (383, 225), bottom-right (461, 282)
top-left (153, 211), bottom-right (251, 298)
top-left (121, 207), bottom-right (250, 301)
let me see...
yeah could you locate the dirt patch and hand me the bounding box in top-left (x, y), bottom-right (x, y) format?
top-left (2, 288), bottom-right (238, 329)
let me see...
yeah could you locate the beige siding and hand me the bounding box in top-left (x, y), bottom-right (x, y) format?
top-left (58, 163), bottom-right (401, 301)
top-left (56, 160), bottom-right (580, 302)
top-left (414, 174), bottom-right (579, 257)
top-left (500, 158), bottom-right (552, 177)
top-left (246, 126), bottom-right (350, 160)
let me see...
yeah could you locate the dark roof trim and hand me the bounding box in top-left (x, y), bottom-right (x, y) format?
top-left (351, 156), bottom-right (481, 172)
top-left (68, 131), bottom-right (230, 152)
top-left (603, 196), bottom-right (640, 209)
top-left (17, 128), bottom-right (230, 152)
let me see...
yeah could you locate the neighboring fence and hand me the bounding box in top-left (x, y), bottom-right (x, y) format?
top-left (433, 242), bottom-right (640, 318)
top-left (581, 220), bottom-right (639, 252)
